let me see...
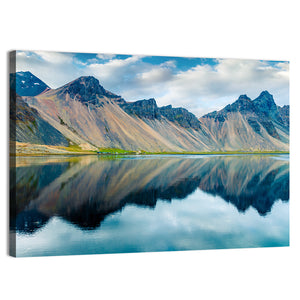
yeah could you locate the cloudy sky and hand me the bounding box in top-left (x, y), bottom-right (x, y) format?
top-left (15, 50), bottom-right (289, 117)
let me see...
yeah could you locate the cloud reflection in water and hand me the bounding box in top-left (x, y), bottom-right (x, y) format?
top-left (11, 154), bottom-right (289, 256)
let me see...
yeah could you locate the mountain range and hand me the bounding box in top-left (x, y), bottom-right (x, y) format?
top-left (10, 71), bottom-right (289, 152)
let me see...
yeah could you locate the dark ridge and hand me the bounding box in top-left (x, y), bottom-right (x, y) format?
top-left (120, 98), bottom-right (204, 130)
top-left (201, 91), bottom-right (286, 140)
top-left (159, 105), bottom-right (203, 130)
top-left (260, 120), bottom-right (280, 139)
top-left (247, 118), bottom-right (261, 133)
top-left (238, 94), bottom-right (251, 101)
top-left (120, 98), bottom-right (161, 120)
top-left (253, 91), bottom-right (283, 123)
top-left (222, 95), bottom-right (255, 114)
top-left (201, 94), bottom-right (255, 122)
top-left (58, 76), bottom-right (124, 105)
top-left (201, 110), bottom-right (217, 119)
top-left (278, 105), bottom-right (290, 128)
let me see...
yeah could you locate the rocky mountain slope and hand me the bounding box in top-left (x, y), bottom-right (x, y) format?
top-left (200, 91), bottom-right (289, 151)
top-left (10, 72), bottom-right (290, 152)
top-left (23, 76), bottom-right (217, 151)
top-left (10, 90), bottom-right (68, 147)
top-left (278, 105), bottom-right (289, 128)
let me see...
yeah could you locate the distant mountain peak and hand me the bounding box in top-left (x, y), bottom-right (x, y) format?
top-left (259, 90), bottom-right (272, 97)
top-left (58, 75), bottom-right (121, 104)
top-left (10, 71), bottom-right (50, 96)
top-left (254, 90), bottom-right (275, 105)
top-left (72, 76), bottom-right (100, 85)
top-left (66, 76), bottom-right (104, 92)
top-left (238, 94), bottom-right (251, 101)
top-left (253, 90), bottom-right (279, 119)
top-left (221, 94), bottom-right (254, 114)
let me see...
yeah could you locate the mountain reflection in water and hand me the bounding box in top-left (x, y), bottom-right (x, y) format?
top-left (10, 155), bottom-right (289, 234)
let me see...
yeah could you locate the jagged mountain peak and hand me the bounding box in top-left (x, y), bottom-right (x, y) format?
top-left (128, 98), bottom-right (157, 105)
top-left (258, 90), bottom-right (272, 97)
top-left (253, 90), bottom-right (282, 122)
top-left (120, 98), bottom-right (160, 120)
top-left (199, 90), bottom-right (289, 148)
top-left (238, 94), bottom-right (251, 101)
top-left (253, 90), bottom-right (276, 107)
top-left (61, 76), bottom-right (106, 96)
top-left (57, 75), bottom-right (122, 104)
top-left (220, 94), bottom-right (255, 114)
top-left (71, 75), bottom-right (101, 85)
top-left (10, 71), bottom-right (50, 96)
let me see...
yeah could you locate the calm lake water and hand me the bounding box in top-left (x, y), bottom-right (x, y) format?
top-left (10, 154), bottom-right (289, 257)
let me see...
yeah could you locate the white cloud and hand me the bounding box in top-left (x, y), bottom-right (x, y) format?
top-left (87, 56), bottom-right (289, 116)
top-left (96, 53), bottom-right (116, 60)
top-left (84, 57), bottom-right (178, 101)
top-left (34, 51), bottom-right (74, 64)
top-left (137, 66), bottom-right (174, 84)
top-left (15, 51), bottom-right (289, 117)
top-left (154, 59), bottom-right (289, 116)
top-left (16, 51), bottom-right (82, 88)
top-left (88, 55), bottom-right (142, 78)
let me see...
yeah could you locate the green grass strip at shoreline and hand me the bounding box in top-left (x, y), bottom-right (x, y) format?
top-left (141, 150), bottom-right (289, 155)
top-left (12, 144), bottom-right (289, 156)
top-left (96, 147), bottom-right (289, 156)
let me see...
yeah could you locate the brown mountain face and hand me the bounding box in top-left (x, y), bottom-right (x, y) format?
top-left (15, 74), bottom-right (289, 152)
top-left (23, 76), bottom-right (218, 151)
top-left (10, 91), bottom-right (68, 147)
top-left (200, 92), bottom-right (289, 151)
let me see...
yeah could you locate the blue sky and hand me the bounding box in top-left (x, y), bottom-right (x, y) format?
top-left (15, 50), bottom-right (289, 116)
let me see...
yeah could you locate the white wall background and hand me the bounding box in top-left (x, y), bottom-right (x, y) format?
top-left (1, 1), bottom-right (299, 299)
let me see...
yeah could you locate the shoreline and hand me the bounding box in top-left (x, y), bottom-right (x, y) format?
top-left (9, 141), bottom-right (290, 157)
top-left (10, 151), bottom-right (290, 157)
top-left (10, 141), bottom-right (289, 157)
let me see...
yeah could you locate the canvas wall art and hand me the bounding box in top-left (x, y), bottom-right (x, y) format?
top-left (9, 50), bottom-right (289, 257)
